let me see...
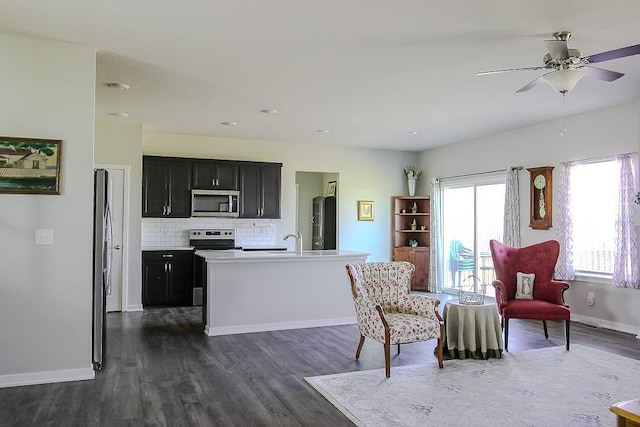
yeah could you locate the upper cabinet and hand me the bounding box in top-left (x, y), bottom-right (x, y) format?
top-left (192, 160), bottom-right (239, 190)
top-left (239, 162), bottom-right (282, 219)
top-left (142, 156), bottom-right (282, 219)
top-left (143, 157), bottom-right (192, 218)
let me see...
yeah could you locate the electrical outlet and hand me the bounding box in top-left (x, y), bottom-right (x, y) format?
top-left (35, 229), bottom-right (54, 246)
top-left (586, 292), bottom-right (595, 306)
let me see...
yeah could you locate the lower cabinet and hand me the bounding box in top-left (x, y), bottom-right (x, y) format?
top-left (393, 247), bottom-right (429, 291)
top-left (142, 250), bottom-right (194, 307)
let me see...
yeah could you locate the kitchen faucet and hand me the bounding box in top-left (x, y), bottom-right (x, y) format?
top-left (283, 231), bottom-right (302, 254)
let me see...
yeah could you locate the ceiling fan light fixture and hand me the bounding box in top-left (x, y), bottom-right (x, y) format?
top-left (543, 69), bottom-right (584, 94)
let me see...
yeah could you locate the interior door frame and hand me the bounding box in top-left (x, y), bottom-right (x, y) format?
top-left (96, 163), bottom-right (131, 312)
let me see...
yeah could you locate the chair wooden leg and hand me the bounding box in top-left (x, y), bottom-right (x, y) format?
top-left (565, 320), bottom-right (570, 351)
top-left (397, 343), bottom-right (401, 354)
top-left (436, 321), bottom-right (445, 368)
top-left (543, 320), bottom-right (549, 339)
top-left (355, 335), bottom-right (365, 360)
top-left (384, 341), bottom-right (391, 378)
top-left (504, 318), bottom-right (509, 352)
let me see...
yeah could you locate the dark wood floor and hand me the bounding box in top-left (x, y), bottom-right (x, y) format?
top-left (2, 296), bottom-right (640, 426)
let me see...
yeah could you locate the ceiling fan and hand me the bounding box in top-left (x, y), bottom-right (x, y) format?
top-left (477, 31), bottom-right (640, 94)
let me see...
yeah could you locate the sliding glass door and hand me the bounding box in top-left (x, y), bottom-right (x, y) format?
top-left (440, 174), bottom-right (505, 294)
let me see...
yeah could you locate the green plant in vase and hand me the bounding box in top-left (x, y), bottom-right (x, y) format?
top-left (404, 166), bottom-right (423, 196)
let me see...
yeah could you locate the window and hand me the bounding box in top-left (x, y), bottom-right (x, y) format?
top-left (440, 174), bottom-right (505, 293)
top-left (569, 160), bottom-right (618, 275)
top-left (558, 153), bottom-right (639, 287)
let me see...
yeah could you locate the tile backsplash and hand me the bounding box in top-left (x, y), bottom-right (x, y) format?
top-left (142, 217), bottom-right (277, 248)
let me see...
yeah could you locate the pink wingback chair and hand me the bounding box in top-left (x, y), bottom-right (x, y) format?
top-left (489, 239), bottom-right (570, 351)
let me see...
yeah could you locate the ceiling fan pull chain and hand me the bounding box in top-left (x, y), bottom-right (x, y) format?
top-left (559, 93), bottom-right (567, 137)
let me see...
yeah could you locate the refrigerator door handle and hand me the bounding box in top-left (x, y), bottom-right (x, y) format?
top-left (105, 202), bottom-right (113, 296)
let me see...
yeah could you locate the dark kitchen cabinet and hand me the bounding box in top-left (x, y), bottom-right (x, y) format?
top-left (239, 162), bottom-right (282, 218)
top-left (142, 157), bottom-right (192, 217)
top-left (142, 250), bottom-right (194, 307)
top-left (192, 160), bottom-right (239, 190)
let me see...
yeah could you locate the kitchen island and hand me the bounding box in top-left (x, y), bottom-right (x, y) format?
top-left (195, 249), bottom-right (369, 336)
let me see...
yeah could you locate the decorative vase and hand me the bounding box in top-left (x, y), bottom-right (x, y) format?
top-left (407, 179), bottom-right (416, 196)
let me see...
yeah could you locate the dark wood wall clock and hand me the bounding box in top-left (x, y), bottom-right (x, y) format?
top-left (527, 166), bottom-right (554, 230)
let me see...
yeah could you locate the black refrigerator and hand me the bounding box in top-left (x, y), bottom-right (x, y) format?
top-left (312, 196), bottom-right (336, 250)
top-left (92, 169), bottom-right (111, 370)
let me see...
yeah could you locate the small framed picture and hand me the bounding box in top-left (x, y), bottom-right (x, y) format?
top-left (0, 136), bottom-right (62, 195)
top-left (327, 180), bottom-right (337, 197)
top-left (358, 200), bottom-right (375, 221)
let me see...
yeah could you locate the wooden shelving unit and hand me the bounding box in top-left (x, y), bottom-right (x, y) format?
top-left (391, 196), bottom-right (430, 290)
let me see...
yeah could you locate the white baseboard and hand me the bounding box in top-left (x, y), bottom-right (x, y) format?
top-left (571, 313), bottom-right (640, 338)
top-left (0, 367), bottom-right (94, 388)
top-left (205, 317), bottom-right (357, 337)
top-left (126, 304), bottom-right (143, 312)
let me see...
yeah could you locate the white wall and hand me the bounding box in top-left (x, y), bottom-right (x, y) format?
top-left (419, 100), bottom-right (640, 334)
top-left (143, 132), bottom-right (417, 261)
top-left (95, 121), bottom-right (144, 311)
top-left (0, 35), bottom-right (97, 385)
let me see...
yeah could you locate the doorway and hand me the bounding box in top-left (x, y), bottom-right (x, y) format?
top-left (96, 164), bottom-right (130, 312)
top-left (440, 174), bottom-right (505, 294)
top-left (295, 172), bottom-right (339, 250)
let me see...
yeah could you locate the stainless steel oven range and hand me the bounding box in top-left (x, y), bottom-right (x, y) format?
top-left (189, 228), bottom-right (240, 251)
top-left (190, 228), bottom-right (240, 306)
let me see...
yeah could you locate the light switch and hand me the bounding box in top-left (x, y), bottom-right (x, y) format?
top-left (35, 229), bottom-right (54, 246)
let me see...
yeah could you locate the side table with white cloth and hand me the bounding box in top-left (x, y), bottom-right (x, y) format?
top-left (443, 299), bottom-right (503, 359)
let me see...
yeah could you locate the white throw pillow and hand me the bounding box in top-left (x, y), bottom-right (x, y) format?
top-left (516, 272), bottom-right (535, 300)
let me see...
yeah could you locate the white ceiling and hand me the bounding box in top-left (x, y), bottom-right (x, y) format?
top-left (2, 1), bottom-right (640, 151)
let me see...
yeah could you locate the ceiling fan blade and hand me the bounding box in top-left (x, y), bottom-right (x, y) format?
top-left (582, 66), bottom-right (625, 82)
top-left (515, 71), bottom-right (555, 93)
top-left (545, 39), bottom-right (569, 60)
top-left (587, 44), bottom-right (640, 63)
top-left (476, 66), bottom-right (546, 76)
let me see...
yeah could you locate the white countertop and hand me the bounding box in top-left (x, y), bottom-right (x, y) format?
top-left (241, 245), bottom-right (288, 251)
top-left (195, 249), bottom-right (370, 262)
top-left (142, 246), bottom-right (194, 251)
top-left (142, 245), bottom-right (287, 252)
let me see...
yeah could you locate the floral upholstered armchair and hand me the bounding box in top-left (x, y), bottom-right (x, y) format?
top-left (345, 262), bottom-right (445, 377)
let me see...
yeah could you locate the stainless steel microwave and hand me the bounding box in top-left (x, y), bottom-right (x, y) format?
top-left (191, 189), bottom-right (240, 217)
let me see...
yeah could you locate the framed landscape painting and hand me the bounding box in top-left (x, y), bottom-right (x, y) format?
top-left (0, 136), bottom-right (62, 195)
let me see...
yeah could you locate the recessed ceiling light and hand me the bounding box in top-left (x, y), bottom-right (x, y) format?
top-left (259, 109), bottom-right (278, 115)
top-left (220, 121), bottom-right (237, 126)
top-left (315, 129), bottom-right (330, 133)
top-left (109, 112), bottom-right (129, 117)
top-left (406, 131), bottom-right (419, 135)
top-left (105, 83), bottom-right (130, 90)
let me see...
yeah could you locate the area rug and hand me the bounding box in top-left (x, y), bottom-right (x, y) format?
top-left (305, 344), bottom-right (640, 427)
